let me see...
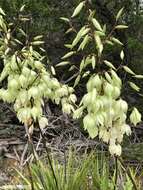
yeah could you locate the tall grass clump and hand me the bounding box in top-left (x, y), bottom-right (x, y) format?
top-left (13, 152), bottom-right (141, 190)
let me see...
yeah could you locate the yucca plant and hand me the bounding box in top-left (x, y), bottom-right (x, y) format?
top-left (0, 6), bottom-right (77, 136)
top-left (16, 151), bottom-right (92, 190)
top-left (89, 154), bottom-right (114, 190)
top-left (1, 152), bottom-right (141, 190)
top-left (117, 161), bottom-right (140, 190)
top-left (59, 1), bottom-right (142, 157)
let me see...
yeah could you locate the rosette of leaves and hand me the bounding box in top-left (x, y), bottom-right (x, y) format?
top-left (0, 7), bottom-right (76, 131)
top-left (59, 2), bottom-right (141, 156)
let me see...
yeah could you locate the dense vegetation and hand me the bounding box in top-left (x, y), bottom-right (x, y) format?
top-left (0, 0), bottom-right (142, 189)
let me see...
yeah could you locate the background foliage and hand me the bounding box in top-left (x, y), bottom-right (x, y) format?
top-left (0, 0), bottom-right (142, 69)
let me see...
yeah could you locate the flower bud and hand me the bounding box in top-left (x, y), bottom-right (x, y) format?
top-left (112, 86), bottom-right (120, 99)
top-left (28, 86), bottom-right (39, 99)
top-left (17, 108), bottom-right (31, 124)
top-left (39, 117), bottom-right (48, 129)
top-left (8, 78), bottom-right (19, 89)
top-left (109, 143), bottom-right (122, 156)
top-left (111, 70), bottom-right (122, 87)
top-left (87, 79), bottom-right (93, 92)
top-left (73, 107), bottom-right (83, 119)
top-left (11, 59), bottom-right (18, 70)
top-left (34, 61), bottom-right (43, 70)
top-left (95, 113), bottom-right (104, 126)
top-left (115, 99), bottom-right (128, 113)
top-left (92, 74), bottom-right (102, 90)
top-left (91, 88), bottom-right (97, 104)
top-left (31, 106), bottom-right (42, 121)
top-left (82, 93), bottom-right (91, 107)
top-left (42, 74), bottom-right (50, 83)
top-left (83, 114), bottom-right (98, 138)
top-left (68, 87), bottom-right (74, 94)
top-left (19, 75), bottom-right (27, 88)
top-left (124, 124), bottom-right (131, 136)
top-left (69, 94), bottom-right (77, 103)
top-left (104, 82), bottom-right (113, 97)
top-left (18, 90), bottom-right (28, 104)
top-left (29, 124), bottom-right (34, 135)
top-left (83, 114), bottom-right (95, 130)
top-left (3, 90), bottom-right (15, 103)
top-left (30, 70), bottom-right (37, 78)
top-left (38, 83), bottom-right (47, 95)
top-left (14, 99), bottom-right (21, 111)
top-left (54, 98), bottom-right (60, 104)
top-left (55, 85), bottom-right (68, 97)
top-left (110, 127), bottom-right (118, 138)
top-left (44, 88), bottom-right (52, 98)
top-left (130, 108), bottom-right (141, 126)
top-left (92, 100), bottom-right (100, 113)
top-left (51, 78), bottom-right (60, 89)
top-left (22, 66), bottom-right (31, 77)
top-left (62, 103), bottom-right (74, 114)
top-left (102, 131), bottom-right (110, 143)
top-left (105, 72), bottom-right (112, 83)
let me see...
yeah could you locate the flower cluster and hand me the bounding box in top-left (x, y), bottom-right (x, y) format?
top-left (0, 48), bottom-right (75, 129)
top-left (74, 70), bottom-right (133, 156)
top-left (0, 9), bottom-right (76, 130)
